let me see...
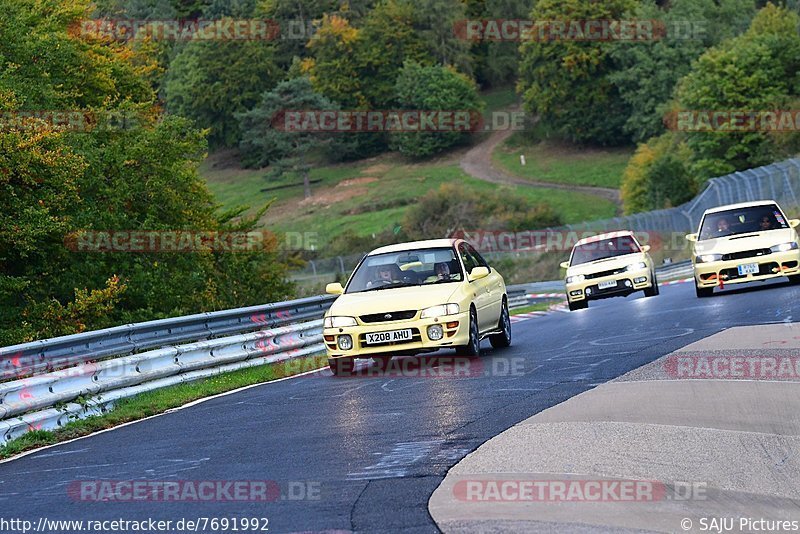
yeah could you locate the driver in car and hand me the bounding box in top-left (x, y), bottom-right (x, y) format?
top-left (367, 264), bottom-right (396, 287)
top-left (425, 262), bottom-right (452, 283)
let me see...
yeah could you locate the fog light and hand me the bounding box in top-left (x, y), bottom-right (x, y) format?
top-left (337, 335), bottom-right (353, 350)
top-left (634, 277), bottom-right (647, 284)
top-left (570, 290), bottom-right (583, 296)
top-left (624, 280), bottom-right (632, 287)
top-left (427, 325), bottom-right (444, 341)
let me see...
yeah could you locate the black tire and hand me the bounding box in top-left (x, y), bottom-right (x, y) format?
top-left (489, 300), bottom-right (511, 349)
top-left (328, 357), bottom-right (355, 376)
top-left (459, 308), bottom-right (481, 357)
top-left (695, 284), bottom-right (713, 298)
top-left (644, 272), bottom-right (660, 297)
top-left (568, 299), bottom-right (588, 311)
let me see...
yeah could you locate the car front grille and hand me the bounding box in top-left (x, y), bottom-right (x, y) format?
top-left (720, 262), bottom-right (778, 280)
top-left (585, 268), bottom-right (626, 280)
top-left (721, 249), bottom-right (772, 261)
top-left (360, 310), bottom-right (417, 323)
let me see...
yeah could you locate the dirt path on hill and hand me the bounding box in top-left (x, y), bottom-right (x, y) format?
top-left (460, 123), bottom-right (622, 211)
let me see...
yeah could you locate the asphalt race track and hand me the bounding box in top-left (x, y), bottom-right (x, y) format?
top-left (3, 279), bottom-right (799, 533)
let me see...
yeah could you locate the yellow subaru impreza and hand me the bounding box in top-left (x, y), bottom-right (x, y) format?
top-left (560, 231), bottom-right (658, 311)
top-left (323, 239), bottom-right (510, 375)
top-left (686, 200), bottom-right (800, 297)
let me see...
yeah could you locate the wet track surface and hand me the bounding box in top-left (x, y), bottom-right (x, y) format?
top-left (3, 280), bottom-right (799, 533)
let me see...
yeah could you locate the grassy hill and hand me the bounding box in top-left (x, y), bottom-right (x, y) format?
top-left (202, 152), bottom-right (619, 253)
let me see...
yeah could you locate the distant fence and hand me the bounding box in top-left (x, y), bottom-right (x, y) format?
top-left (557, 158), bottom-right (800, 234)
top-left (291, 158), bottom-right (800, 282)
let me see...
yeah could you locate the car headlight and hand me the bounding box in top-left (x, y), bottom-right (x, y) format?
top-left (625, 262), bottom-right (647, 271)
top-left (420, 303), bottom-right (460, 319)
top-left (324, 316), bottom-right (357, 328)
top-left (770, 242), bottom-right (799, 253)
top-left (566, 274), bottom-right (585, 284)
top-left (696, 254), bottom-right (723, 263)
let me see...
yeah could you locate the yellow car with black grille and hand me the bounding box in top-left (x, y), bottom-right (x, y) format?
top-left (560, 231), bottom-right (658, 311)
top-left (322, 239), bottom-right (510, 375)
top-left (686, 201), bottom-right (800, 298)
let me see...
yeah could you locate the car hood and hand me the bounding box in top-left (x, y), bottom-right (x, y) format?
top-left (695, 228), bottom-right (797, 255)
top-left (566, 253), bottom-right (647, 277)
top-left (327, 283), bottom-right (462, 317)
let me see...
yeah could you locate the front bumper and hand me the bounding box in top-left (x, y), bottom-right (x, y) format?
top-left (565, 267), bottom-right (652, 303)
top-left (694, 250), bottom-right (800, 287)
top-left (324, 311), bottom-right (470, 360)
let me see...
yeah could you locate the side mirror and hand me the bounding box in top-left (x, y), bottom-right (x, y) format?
top-left (326, 282), bottom-right (344, 295)
top-left (559, 261), bottom-right (570, 270)
top-left (641, 245), bottom-right (651, 253)
top-left (468, 266), bottom-right (489, 281)
top-left (685, 233), bottom-right (698, 243)
top-left (790, 219), bottom-right (800, 228)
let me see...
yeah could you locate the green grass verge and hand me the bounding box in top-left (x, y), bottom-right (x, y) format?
top-left (510, 301), bottom-right (561, 315)
top-left (0, 354), bottom-right (328, 460)
top-left (493, 138), bottom-right (632, 189)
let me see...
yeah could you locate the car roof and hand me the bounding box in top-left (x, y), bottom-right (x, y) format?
top-left (368, 239), bottom-right (458, 255)
top-left (575, 230), bottom-right (636, 246)
top-left (704, 200), bottom-right (780, 215)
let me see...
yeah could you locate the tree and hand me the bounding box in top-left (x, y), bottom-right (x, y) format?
top-left (0, 0), bottom-right (293, 344)
top-left (673, 4), bottom-right (800, 180)
top-left (300, 14), bottom-right (365, 107)
top-left (620, 133), bottom-right (696, 214)
top-left (517, 0), bottom-right (637, 145)
top-left (257, 0), bottom-right (357, 69)
top-left (468, 0), bottom-right (529, 87)
top-left (238, 77), bottom-right (338, 197)
top-left (412, 0), bottom-right (473, 75)
top-left (164, 35), bottom-right (280, 147)
top-left (610, 0), bottom-right (756, 143)
top-left (354, 0), bottom-right (428, 107)
top-left (390, 62), bottom-right (482, 157)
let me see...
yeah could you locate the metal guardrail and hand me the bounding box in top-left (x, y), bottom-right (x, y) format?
top-left (0, 259), bottom-right (698, 443)
top-left (0, 319), bottom-right (327, 443)
top-left (0, 295), bottom-right (336, 381)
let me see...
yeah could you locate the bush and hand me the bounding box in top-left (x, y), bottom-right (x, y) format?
top-left (390, 62), bottom-right (483, 158)
top-left (621, 134), bottom-right (696, 214)
top-left (402, 184), bottom-right (562, 240)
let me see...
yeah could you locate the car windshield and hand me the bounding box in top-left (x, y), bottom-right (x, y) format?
top-left (345, 247), bottom-right (464, 294)
top-left (699, 204), bottom-right (788, 240)
top-left (570, 235), bottom-right (641, 266)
